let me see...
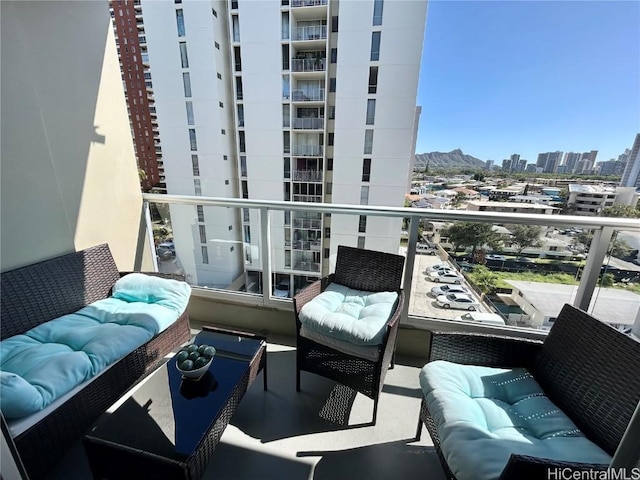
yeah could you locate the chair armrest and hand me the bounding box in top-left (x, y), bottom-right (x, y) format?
top-left (292, 274), bottom-right (335, 314)
top-left (119, 271), bottom-right (186, 282)
top-left (499, 454), bottom-right (608, 480)
top-left (429, 331), bottom-right (543, 368)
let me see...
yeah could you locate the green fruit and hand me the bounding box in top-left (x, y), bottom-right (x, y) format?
top-left (179, 359), bottom-right (194, 371)
top-left (194, 357), bottom-right (209, 369)
top-left (188, 351), bottom-right (200, 361)
top-left (176, 351), bottom-right (189, 363)
top-left (187, 345), bottom-right (199, 353)
top-left (203, 346), bottom-right (216, 359)
top-left (197, 345), bottom-right (207, 355)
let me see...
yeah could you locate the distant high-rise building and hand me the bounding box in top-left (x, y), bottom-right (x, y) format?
top-left (516, 158), bottom-right (527, 172)
top-left (620, 133), bottom-right (640, 188)
top-left (598, 160), bottom-right (627, 177)
top-left (485, 160), bottom-right (494, 171)
top-left (574, 150), bottom-right (598, 174)
top-left (563, 152), bottom-right (582, 173)
top-left (537, 151), bottom-right (563, 173)
top-left (502, 158), bottom-right (513, 172)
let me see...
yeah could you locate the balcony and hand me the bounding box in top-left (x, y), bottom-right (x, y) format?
top-left (291, 89), bottom-right (325, 102)
top-left (291, 25), bottom-right (327, 41)
top-left (293, 117), bottom-right (324, 130)
top-left (291, 0), bottom-right (328, 6)
top-left (292, 57), bottom-right (326, 72)
top-left (292, 169), bottom-right (323, 181)
top-left (292, 144), bottom-right (323, 156)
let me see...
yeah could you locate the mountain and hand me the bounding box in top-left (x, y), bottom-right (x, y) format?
top-left (414, 149), bottom-right (486, 170)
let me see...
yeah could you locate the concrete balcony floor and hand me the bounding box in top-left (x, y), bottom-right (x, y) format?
top-left (45, 328), bottom-right (445, 480)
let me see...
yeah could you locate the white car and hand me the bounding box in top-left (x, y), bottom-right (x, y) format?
top-left (428, 270), bottom-right (463, 284)
top-left (455, 312), bottom-right (506, 326)
top-left (430, 284), bottom-right (470, 296)
top-left (417, 243), bottom-right (437, 255)
top-left (273, 278), bottom-right (290, 298)
top-left (425, 264), bottom-right (454, 273)
top-left (436, 293), bottom-right (480, 311)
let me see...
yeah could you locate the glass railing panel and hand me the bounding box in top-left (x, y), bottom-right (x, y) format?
top-left (409, 219), bottom-right (596, 331)
top-left (150, 202), bottom-right (262, 296)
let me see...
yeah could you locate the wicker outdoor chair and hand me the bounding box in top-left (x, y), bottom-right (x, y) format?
top-left (415, 304), bottom-right (640, 480)
top-left (293, 245), bottom-right (405, 424)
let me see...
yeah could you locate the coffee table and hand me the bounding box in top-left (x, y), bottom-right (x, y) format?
top-left (83, 326), bottom-right (267, 480)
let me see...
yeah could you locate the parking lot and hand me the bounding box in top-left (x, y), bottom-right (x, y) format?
top-left (402, 248), bottom-right (490, 320)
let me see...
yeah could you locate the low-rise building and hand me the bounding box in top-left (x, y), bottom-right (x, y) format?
top-left (466, 200), bottom-right (558, 215)
top-left (567, 184), bottom-right (638, 216)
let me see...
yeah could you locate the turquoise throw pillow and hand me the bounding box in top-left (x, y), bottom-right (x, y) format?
top-left (0, 371), bottom-right (44, 419)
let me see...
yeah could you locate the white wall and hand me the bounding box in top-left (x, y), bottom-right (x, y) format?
top-left (1, 0), bottom-right (153, 272)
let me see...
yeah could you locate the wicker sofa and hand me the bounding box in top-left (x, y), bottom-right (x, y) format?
top-left (415, 303), bottom-right (640, 480)
top-left (0, 244), bottom-right (192, 479)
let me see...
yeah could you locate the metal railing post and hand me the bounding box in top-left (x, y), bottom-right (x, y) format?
top-left (143, 201), bottom-right (159, 272)
top-left (402, 217), bottom-right (419, 322)
top-left (573, 226), bottom-right (614, 312)
top-left (260, 207), bottom-right (272, 304)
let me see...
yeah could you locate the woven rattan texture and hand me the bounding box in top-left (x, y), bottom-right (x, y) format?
top-left (1, 244), bottom-right (120, 340)
top-left (293, 247), bottom-right (405, 424)
top-left (333, 245), bottom-right (405, 293)
top-left (532, 304), bottom-right (640, 456)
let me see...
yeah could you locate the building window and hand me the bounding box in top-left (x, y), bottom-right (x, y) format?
top-left (327, 158), bottom-right (333, 171)
top-left (182, 72), bottom-right (191, 98)
top-left (192, 154), bottom-right (200, 176)
top-left (234, 46), bottom-right (242, 72)
top-left (328, 106), bottom-right (335, 120)
top-left (358, 215), bottom-right (367, 233)
top-left (329, 77), bottom-right (336, 92)
top-left (221, 129), bottom-right (226, 135)
top-left (284, 157), bottom-right (290, 178)
top-left (225, 179), bottom-right (230, 185)
top-left (326, 182), bottom-right (332, 194)
top-left (362, 158), bottom-right (371, 182)
top-left (366, 99), bottom-right (376, 125)
top-left (197, 205), bottom-right (205, 222)
top-left (282, 104), bottom-right (290, 128)
top-left (283, 131), bottom-right (290, 154)
top-left (331, 15), bottom-right (338, 32)
top-left (194, 179), bottom-right (202, 195)
top-left (176, 9), bottom-right (185, 37)
top-left (212, 8), bottom-right (218, 17)
top-left (357, 236), bottom-right (365, 249)
top-left (360, 186), bottom-right (369, 205)
top-left (219, 101), bottom-right (224, 108)
top-left (217, 72), bottom-right (222, 79)
top-left (240, 156), bottom-right (248, 177)
top-left (189, 129), bottom-right (198, 150)
top-left (215, 41), bottom-right (220, 49)
top-left (282, 44), bottom-right (290, 71)
top-left (199, 225), bottom-right (207, 244)
top-left (243, 208), bottom-right (250, 222)
top-left (228, 225), bottom-right (233, 231)
top-left (201, 246), bottom-right (209, 264)
top-left (373, 0), bottom-right (384, 25)
top-left (179, 42), bottom-right (189, 68)
top-left (324, 248), bottom-right (330, 259)
top-left (368, 66), bottom-right (378, 94)
top-left (230, 246), bottom-right (235, 252)
top-left (223, 155), bottom-right (228, 161)
top-left (325, 227), bottom-right (330, 239)
top-left (238, 104), bottom-right (245, 127)
top-left (328, 132), bottom-right (334, 146)
top-left (241, 180), bottom-right (249, 198)
top-left (330, 48), bottom-right (337, 63)
top-left (364, 129), bottom-right (373, 154)
top-left (370, 32), bottom-right (381, 61)
top-left (239, 131), bottom-right (246, 152)
top-left (186, 101), bottom-right (195, 125)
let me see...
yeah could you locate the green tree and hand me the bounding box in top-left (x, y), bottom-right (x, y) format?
top-left (610, 238), bottom-right (632, 259)
top-left (469, 265), bottom-right (498, 293)
top-left (506, 224), bottom-right (543, 254)
top-left (601, 203), bottom-right (640, 219)
top-left (441, 222), bottom-right (502, 259)
top-left (599, 273), bottom-right (615, 287)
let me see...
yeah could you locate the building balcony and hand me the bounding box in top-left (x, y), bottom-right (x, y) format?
top-left (291, 25), bottom-right (327, 41)
top-left (291, 0), bottom-right (328, 7)
top-left (292, 169), bottom-right (323, 182)
top-left (291, 89), bottom-right (325, 102)
top-left (292, 194), bottom-right (322, 202)
top-left (292, 57), bottom-right (326, 73)
top-left (292, 144), bottom-right (323, 156)
top-left (293, 117), bottom-right (324, 130)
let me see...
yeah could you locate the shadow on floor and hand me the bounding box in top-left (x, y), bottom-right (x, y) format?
top-left (298, 440), bottom-right (446, 480)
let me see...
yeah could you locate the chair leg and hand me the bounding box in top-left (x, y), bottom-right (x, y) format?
top-left (415, 417), bottom-right (423, 441)
top-left (372, 398), bottom-right (379, 425)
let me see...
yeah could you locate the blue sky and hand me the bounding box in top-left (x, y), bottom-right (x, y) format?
top-left (416, 0), bottom-right (640, 165)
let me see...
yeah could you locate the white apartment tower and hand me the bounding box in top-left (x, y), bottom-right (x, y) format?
top-left (139, 0), bottom-right (427, 295)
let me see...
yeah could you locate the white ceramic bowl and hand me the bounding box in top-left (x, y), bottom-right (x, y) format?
top-left (176, 346), bottom-right (216, 380)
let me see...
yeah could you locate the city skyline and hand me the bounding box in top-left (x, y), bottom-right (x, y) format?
top-left (415, 1), bottom-right (640, 163)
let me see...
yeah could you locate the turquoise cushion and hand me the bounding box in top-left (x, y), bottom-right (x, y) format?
top-left (112, 273), bottom-right (191, 314)
top-left (299, 283), bottom-right (398, 346)
top-left (419, 361), bottom-right (612, 480)
top-left (0, 371), bottom-right (45, 419)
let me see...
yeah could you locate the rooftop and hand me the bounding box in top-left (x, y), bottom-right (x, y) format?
top-left (568, 184), bottom-right (617, 194)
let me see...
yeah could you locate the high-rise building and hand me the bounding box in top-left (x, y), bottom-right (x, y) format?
top-left (620, 133), bottom-right (640, 189)
top-left (537, 151), bottom-right (563, 173)
top-left (576, 150), bottom-right (598, 174)
top-left (122, 0), bottom-right (427, 294)
top-left (110, 1), bottom-right (164, 192)
top-left (563, 152), bottom-right (581, 173)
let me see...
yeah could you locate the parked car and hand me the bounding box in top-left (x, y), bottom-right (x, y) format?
top-left (425, 263), bottom-right (454, 273)
top-left (273, 278), bottom-right (291, 298)
top-left (430, 284), bottom-right (470, 296)
top-left (428, 270), bottom-right (463, 284)
top-left (156, 242), bottom-right (175, 259)
top-left (435, 293), bottom-right (480, 311)
top-left (455, 312), bottom-right (506, 326)
top-left (486, 254), bottom-right (507, 261)
top-left (417, 243), bottom-right (437, 255)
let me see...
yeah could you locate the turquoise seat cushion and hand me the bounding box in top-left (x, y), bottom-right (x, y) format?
top-left (419, 361), bottom-right (612, 480)
top-left (299, 283), bottom-right (398, 346)
top-left (0, 276), bottom-right (190, 420)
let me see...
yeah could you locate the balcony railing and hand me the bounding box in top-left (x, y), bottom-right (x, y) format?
top-left (292, 169), bottom-right (323, 181)
top-left (292, 58), bottom-right (326, 72)
top-left (292, 240), bottom-right (321, 251)
top-left (291, 89), bottom-right (325, 102)
top-left (292, 194), bottom-right (322, 202)
top-left (292, 25), bottom-right (327, 41)
top-left (292, 144), bottom-right (323, 156)
top-left (293, 118), bottom-right (324, 130)
top-left (141, 193), bottom-right (639, 335)
top-left (291, 0), bottom-right (327, 7)
top-left (292, 218), bottom-right (322, 229)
